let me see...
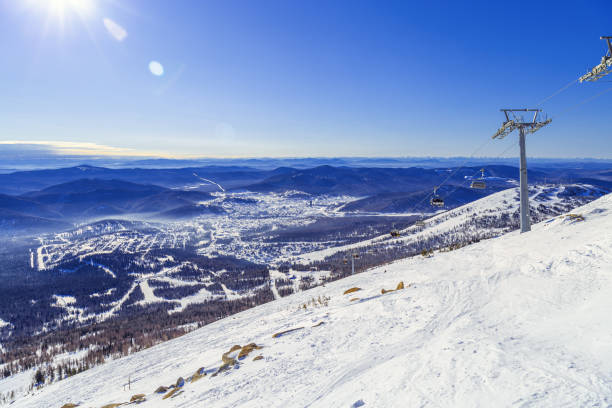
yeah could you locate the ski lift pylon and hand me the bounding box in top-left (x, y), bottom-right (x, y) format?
top-left (579, 36), bottom-right (612, 82)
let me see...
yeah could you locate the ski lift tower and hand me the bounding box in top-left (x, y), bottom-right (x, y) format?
top-left (350, 253), bottom-right (359, 275)
top-left (492, 109), bottom-right (551, 233)
top-left (579, 36), bottom-right (612, 82)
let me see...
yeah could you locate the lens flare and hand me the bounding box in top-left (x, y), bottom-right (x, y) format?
top-left (103, 18), bottom-right (127, 42)
top-left (149, 61), bottom-right (164, 76)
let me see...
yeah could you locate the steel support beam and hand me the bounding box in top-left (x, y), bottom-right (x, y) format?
top-left (518, 127), bottom-right (530, 233)
top-left (492, 108), bottom-right (550, 234)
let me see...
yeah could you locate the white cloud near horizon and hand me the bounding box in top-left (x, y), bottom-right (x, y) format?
top-left (0, 140), bottom-right (174, 157)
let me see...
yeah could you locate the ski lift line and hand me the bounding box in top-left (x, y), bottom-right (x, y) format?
top-left (421, 77), bottom-right (579, 205)
top-left (407, 137), bottom-right (493, 214)
top-left (441, 167), bottom-right (489, 200)
top-left (441, 141), bottom-right (518, 201)
top-left (413, 36), bottom-right (608, 218)
top-left (535, 78), bottom-right (579, 107)
top-left (407, 139), bottom-right (517, 228)
top-left (441, 169), bottom-right (485, 201)
top-left (551, 86), bottom-right (612, 119)
top-left (442, 139), bottom-right (518, 200)
top-left (419, 137), bottom-right (494, 209)
top-left (403, 45), bottom-right (607, 217)
top-left (432, 137), bottom-right (494, 193)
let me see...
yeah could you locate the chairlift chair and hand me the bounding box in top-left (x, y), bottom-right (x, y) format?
top-left (430, 197), bottom-right (444, 207)
top-left (390, 222), bottom-right (401, 237)
top-left (430, 187), bottom-right (444, 207)
top-left (470, 168), bottom-right (487, 189)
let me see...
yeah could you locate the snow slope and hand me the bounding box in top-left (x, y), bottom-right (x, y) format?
top-left (297, 183), bottom-right (607, 263)
top-left (9, 193), bottom-right (612, 407)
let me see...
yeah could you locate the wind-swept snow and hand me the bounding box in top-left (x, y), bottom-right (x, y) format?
top-left (8, 193), bottom-right (612, 407)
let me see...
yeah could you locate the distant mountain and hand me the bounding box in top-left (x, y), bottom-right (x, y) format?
top-left (0, 164), bottom-right (610, 234)
top-left (340, 186), bottom-right (493, 213)
top-left (129, 190), bottom-right (213, 213)
top-left (241, 165), bottom-right (442, 195)
top-left (0, 194), bottom-right (62, 219)
top-left (0, 209), bottom-right (71, 235)
top-left (22, 178), bottom-right (167, 197)
top-left (20, 179), bottom-right (169, 218)
top-left (157, 203), bottom-right (226, 220)
top-left (0, 179), bottom-right (217, 229)
top-left (1, 163), bottom-right (610, 197)
top-left (0, 165), bottom-right (274, 195)
top-left (240, 165), bottom-right (534, 196)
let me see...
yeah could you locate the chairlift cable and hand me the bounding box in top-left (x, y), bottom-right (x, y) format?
top-left (403, 41), bottom-right (611, 225)
top-left (551, 86), bottom-right (612, 118)
top-left (535, 78), bottom-right (579, 107)
top-left (440, 85), bottom-right (610, 199)
top-left (441, 141), bottom-right (519, 201)
top-left (433, 137), bottom-right (493, 192)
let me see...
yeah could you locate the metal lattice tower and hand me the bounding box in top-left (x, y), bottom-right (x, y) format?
top-left (492, 109), bottom-right (552, 233)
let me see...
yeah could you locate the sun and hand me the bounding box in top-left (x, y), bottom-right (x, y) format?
top-left (28, 0), bottom-right (95, 19)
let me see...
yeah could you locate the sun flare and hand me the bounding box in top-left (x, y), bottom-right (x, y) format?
top-left (29, 0), bottom-right (95, 19)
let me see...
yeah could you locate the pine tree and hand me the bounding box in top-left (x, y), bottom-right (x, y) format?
top-left (34, 368), bottom-right (44, 385)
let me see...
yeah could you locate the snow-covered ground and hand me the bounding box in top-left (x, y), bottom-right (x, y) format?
top-left (9, 192), bottom-right (612, 407)
top-left (297, 184), bottom-right (606, 263)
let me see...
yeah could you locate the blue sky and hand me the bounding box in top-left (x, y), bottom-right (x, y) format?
top-left (0, 0), bottom-right (611, 158)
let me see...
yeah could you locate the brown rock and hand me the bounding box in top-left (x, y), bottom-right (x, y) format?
top-left (191, 367), bottom-right (206, 383)
top-left (228, 345), bottom-right (242, 353)
top-left (163, 388), bottom-right (180, 400)
top-left (343, 287), bottom-right (361, 295)
top-left (272, 327), bottom-right (304, 338)
top-left (238, 343), bottom-right (263, 360)
top-left (130, 394), bottom-right (146, 403)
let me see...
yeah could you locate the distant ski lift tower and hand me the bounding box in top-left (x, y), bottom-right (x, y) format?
top-left (492, 109), bottom-right (552, 233)
top-left (579, 36), bottom-right (612, 82)
top-left (350, 253), bottom-right (359, 275)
